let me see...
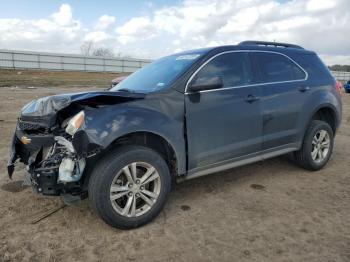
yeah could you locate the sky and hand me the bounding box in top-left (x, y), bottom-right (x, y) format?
top-left (0, 0), bottom-right (349, 65)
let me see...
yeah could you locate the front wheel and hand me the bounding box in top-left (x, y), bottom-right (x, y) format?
top-left (88, 146), bottom-right (171, 229)
top-left (294, 120), bottom-right (334, 171)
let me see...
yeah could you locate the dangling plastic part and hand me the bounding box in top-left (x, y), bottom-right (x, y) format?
top-left (58, 158), bottom-right (86, 183)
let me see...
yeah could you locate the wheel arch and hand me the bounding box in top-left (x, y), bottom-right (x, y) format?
top-left (107, 131), bottom-right (178, 176)
top-left (82, 130), bottom-right (181, 191)
top-left (295, 101), bottom-right (340, 151)
top-left (310, 105), bottom-right (337, 134)
top-left (309, 104), bottom-right (338, 134)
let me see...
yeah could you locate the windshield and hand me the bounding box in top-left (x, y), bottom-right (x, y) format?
top-left (110, 53), bottom-right (202, 93)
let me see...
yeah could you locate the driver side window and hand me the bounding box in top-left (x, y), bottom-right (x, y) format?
top-left (193, 52), bottom-right (253, 88)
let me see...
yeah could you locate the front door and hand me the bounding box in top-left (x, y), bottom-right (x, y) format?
top-left (185, 51), bottom-right (263, 171)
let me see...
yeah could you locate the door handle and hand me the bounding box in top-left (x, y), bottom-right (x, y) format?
top-left (245, 94), bottom-right (260, 103)
top-left (298, 86), bottom-right (310, 92)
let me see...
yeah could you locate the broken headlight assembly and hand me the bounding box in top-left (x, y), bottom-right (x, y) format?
top-left (65, 110), bottom-right (85, 136)
top-left (25, 111), bottom-right (87, 195)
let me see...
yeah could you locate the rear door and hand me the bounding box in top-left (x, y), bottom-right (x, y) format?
top-left (185, 51), bottom-right (263, 171)
top-left (251, 51), bottom-right (308, 152)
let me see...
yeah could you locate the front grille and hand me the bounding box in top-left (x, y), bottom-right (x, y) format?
top-left (18, 120), bottom-right (42, 130)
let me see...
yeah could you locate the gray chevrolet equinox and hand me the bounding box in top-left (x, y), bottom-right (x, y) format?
top-left (8, 41), bottom-right (342, 229)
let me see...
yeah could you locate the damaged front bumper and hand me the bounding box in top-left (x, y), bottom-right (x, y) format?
top-left (7, 122), bottom-right (91, 196)
top-left (7, 90), bottom-right (146, 196)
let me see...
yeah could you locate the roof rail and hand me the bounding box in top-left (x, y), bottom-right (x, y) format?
top-left (238, 40), bottom-right (304, 49)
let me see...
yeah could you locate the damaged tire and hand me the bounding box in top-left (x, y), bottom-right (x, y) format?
top-left (88, 145), bottom-right (171, 229)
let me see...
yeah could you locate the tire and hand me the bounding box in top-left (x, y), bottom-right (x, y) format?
top-left (294, 120), bottom-right (334, 171)
top-left (88, 145), bottom-right (171, 229)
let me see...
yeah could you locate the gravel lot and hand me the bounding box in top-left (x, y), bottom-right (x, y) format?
top-left (0, 86), bottom-right (349, 262)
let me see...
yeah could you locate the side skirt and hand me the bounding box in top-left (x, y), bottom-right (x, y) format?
top-left (177, 144), bottom-right (299, 182)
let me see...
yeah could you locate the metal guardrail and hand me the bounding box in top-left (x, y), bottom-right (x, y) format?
top-left (331, 71), bottom-right (350, 81)
top-left (0, 49), bottom-right (151, 73)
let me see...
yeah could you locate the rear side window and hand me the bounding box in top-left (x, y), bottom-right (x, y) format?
top-left (193, 52), bottom-right (253, 88)
top-left (254, 52), bottom-right (306, 83)
top-left (291, 53), bottom-right (333, 80)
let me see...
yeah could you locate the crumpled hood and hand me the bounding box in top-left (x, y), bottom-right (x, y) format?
top-left (21, 91), bottom-right (145, 118)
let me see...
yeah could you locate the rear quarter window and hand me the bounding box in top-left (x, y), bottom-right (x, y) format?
top-left (253, 52), bottom-right (306, 83)
top-left (290, 53), bottom-right (333, 80)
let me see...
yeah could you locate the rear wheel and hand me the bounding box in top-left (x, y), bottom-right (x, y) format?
top-left (294, 120), bottom-right (334, 171)
top-left (88, 146), bottom-right (171, 229)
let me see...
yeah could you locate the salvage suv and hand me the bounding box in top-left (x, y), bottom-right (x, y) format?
top-left (8, 41), bottom-right (342, 229)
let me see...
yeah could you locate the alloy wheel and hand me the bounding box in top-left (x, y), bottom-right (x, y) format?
top-left (109, 162), bottom-right (161, 217)
top-left (311, 130), bottom-right (330, 163)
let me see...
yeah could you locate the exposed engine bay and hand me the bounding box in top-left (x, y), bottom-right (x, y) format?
top-left (7, 91), bottom-right (144, 196)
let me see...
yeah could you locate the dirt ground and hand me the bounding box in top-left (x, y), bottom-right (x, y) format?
top-left (0, 85), bottom-right (350, 262)
top-left (0, 69), bottom-right (127, 87)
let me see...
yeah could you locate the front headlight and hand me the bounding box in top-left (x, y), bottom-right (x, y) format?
top-left (65, 111), bottom-right (85, 136)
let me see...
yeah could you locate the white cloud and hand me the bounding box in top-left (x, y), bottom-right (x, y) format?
top-left (116, 17), bottom-right (156, 44)
top-left (51, 4), bottom-right (73, 26)
top-left (84, 31), bottom-right (110, 42)
top-left (0, 4), bottom-right (83, 53)
top-left (0, 1), bottom-right (350, 65)
top-left (123, 0), bottom-right (350, 64)
top-left (320, 54), bottom-right (350, 65)
top-left (307, 0), bottom-right (335, 12)
top-left (94, 15), bottom-right (116, 30)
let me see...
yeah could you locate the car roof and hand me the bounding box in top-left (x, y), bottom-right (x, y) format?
top-left (213, 45), bottom-right (315, 56)
top-left (174, 42), bottom-right (315, 58)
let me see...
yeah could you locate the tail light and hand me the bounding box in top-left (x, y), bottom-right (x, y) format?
top-left (335, 81), bottom-right (342, 95)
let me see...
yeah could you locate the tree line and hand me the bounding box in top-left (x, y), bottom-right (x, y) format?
top-left (80, 41), bottom-right (130, 58)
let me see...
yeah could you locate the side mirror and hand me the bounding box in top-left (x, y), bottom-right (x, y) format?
top-left (188, 76), bottom-right (223, 92)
